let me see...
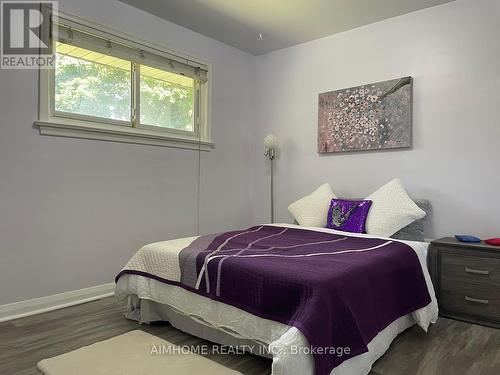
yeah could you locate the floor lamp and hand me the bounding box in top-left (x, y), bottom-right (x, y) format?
top-left (264, 134), bottom-right (278, 223)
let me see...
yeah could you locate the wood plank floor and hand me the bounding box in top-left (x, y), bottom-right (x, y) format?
top-left (1, 297), bottom-right (499, 375)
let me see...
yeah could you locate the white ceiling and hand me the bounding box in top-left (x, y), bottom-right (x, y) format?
top-left (119, 0), bottom-right (454, 55)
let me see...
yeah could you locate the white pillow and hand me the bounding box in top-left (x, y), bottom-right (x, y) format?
top-left (365, 178), bottom-right (426, 237)
top-left (288, 183), bottom-right (336, 227)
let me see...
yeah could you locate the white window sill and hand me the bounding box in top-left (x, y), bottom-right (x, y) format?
top-left (35, 120), bottom-right (215, 151)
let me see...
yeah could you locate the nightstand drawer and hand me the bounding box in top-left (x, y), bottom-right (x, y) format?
top-left (440, 287), bottom-right (500, 321)
top-left (441, 253), bottom-right (500, 285)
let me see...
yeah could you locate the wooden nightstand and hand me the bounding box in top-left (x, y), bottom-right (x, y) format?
top-left (429, 237), bottom-right (500, 328)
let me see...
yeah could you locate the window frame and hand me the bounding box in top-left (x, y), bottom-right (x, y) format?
top-left (36, 10), bottom-right (213, 151)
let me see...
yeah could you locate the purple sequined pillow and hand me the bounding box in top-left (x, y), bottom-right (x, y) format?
top-left (326, 199), bottom-right (372, 233)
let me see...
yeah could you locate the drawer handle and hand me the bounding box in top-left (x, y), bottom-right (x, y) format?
top-left (465, 267), bottom-right (490, 275)
top-left (465, 296), bottom-right (489, 305)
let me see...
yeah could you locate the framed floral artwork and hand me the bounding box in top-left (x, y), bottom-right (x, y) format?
top-left (318, 77), bottom-right (412, 153)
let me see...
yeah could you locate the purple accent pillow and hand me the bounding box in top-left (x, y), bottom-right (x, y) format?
top-left (326, 199), bottom-right (372, 233)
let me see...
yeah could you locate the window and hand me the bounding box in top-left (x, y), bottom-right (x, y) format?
top-left (37, 15), bottom-right (212, 151)
top-left (55, 43), bottom-right (132, 123)
top-left (139, 64), bottom-right (194, 132)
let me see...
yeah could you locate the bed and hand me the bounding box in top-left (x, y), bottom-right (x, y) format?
top-left (115, 220), bottom-right (438, 375)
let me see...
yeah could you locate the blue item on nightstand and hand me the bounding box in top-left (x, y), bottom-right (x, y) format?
top-left (455, 235), bottom-right (482, 243)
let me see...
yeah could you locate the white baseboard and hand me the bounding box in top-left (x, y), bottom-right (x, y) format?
top-left (0, 283), bottom-right (115, 323)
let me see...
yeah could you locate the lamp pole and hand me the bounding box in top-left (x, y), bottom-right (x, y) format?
top-left (265, 147), bottom-right (276, 223)
top-left (264, 134), bottom-right (278, 224)
top-left (271, 154), bottom-right (274, 224)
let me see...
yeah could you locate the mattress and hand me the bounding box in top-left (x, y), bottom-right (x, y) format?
top-left (115, 224), bottom-right (438, 375)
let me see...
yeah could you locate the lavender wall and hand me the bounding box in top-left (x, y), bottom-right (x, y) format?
top-left (253, 0), bottom-right (500, 239)
top-left (0, 0), bottom-right (256, 305)
top-left (1, 0), bottom-right (499, 306)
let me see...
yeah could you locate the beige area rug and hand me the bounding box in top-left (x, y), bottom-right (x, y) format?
top-left (37, 330), bottom-right (242, 375)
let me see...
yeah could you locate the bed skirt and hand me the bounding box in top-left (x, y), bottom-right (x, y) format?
top-left (126, 295), bottom-right (271, 358)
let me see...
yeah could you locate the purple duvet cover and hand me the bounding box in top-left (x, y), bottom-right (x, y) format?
top-left (116, 225), bottom-right (431, 374)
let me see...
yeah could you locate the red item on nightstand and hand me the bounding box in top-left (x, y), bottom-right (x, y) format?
top-left (485, 238), bottom-right (500, 246)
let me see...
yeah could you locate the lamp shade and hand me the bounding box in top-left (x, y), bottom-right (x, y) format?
top-left (264, 134), bottom-right (278, 149)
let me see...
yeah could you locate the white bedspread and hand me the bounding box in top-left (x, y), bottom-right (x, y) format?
top-left (115, 224), bottom-right (438, 375)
